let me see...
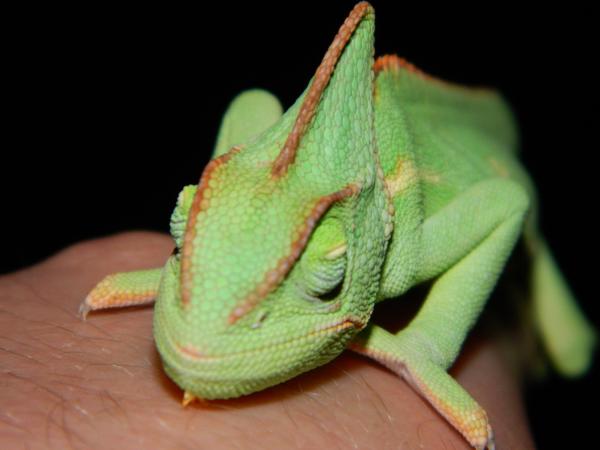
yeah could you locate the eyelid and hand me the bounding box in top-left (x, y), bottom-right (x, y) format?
top-left (324, 244), bottom-right (347, 260)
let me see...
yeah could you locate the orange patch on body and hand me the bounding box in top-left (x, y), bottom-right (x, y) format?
top-left (385, 157), bottom-right (442, 198)
top-left (385, 157), bottom-right (419, 196)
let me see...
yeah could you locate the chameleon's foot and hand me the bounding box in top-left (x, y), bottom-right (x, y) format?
top-left (350, 326), bottom-right (495, 450)
top-left (79, 269), bottom-right (162, 319)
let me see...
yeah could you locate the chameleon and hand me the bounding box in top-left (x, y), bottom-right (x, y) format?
top-left (80, 2), bottom-right (596, 449)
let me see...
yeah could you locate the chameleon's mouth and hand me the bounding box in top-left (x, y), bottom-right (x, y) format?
top-left (313, 317), bottom-right (363, 335)
top-left (154, 283), bottom-right (364, 400)
top-left (171, 317), bottom-right (361, 362)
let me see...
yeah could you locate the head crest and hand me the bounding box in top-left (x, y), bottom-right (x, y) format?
top-left (271, 2), bottom-right (374, 178)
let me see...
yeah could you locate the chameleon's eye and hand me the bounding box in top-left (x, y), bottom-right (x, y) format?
top-left (315, 271), bottom-right (344, 302)
top-left (299, 243), bottom-right (347, 303)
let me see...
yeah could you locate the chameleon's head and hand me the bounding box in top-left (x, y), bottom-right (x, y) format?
top-left (153, 2), bottom-right (392, 400)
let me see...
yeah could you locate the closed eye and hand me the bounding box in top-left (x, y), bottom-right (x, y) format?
top-left (301, 243), bottom-right (346, 303)
top-left (315, 272), bottom-right (344, 301)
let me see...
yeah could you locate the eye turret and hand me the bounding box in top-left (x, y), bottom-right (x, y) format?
top-left (294, 216), bottom-right (347, 303)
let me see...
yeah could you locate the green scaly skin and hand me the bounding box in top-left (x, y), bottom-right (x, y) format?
top-left (81, 3), bottom-right (596, 449)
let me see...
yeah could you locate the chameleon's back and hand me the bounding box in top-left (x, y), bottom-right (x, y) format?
top-left (372, 55), bottom-right (596, 377)
top-left (373, 56), bottom-right (533, 218)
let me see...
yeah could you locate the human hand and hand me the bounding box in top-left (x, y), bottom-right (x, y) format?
top-left (0, 232), bottom-right (535, 449)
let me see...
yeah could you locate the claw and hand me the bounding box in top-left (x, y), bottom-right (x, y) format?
top-left (473, 425), bottom-right (495, 450)
top-left (182, 390), bottom-right (197, 407)
top-left (78, 297), bottom-right (91, 320)
top-left (486, 427), bottom-right (495, 450)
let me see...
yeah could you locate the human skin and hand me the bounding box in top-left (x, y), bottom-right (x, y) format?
top-left (0, 232), bottom-right (535, 449)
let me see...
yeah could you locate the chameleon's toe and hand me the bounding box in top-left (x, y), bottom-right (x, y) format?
top-left (78, 296), bottom-right (93, 320)
top-left (485, 426), bottom-right (495, 450)
top-left (80, 269), bottom-right (161, 319)
top-left (457, 411), bottom-right (494, 450)
top-left (404, 363), bottom-right (495, 450)
top-left (182, 390), bottom-right (198, 407)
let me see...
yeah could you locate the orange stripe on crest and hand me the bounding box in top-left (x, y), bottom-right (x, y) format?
top-left (373, 54), bottom-right (494, 96)
top-left (180, 146), bottom-right (242, 308)
top-left (373, 54), bottom-right (425, 76)
top-left (271, 2), bottom-right (374, 178)
top-left (228, 184), bottom-right (359, 324)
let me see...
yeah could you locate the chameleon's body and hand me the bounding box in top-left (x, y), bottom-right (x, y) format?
top-left (82, 3), bottom-right (596, 449)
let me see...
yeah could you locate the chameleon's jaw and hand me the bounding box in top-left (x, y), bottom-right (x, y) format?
top-left (155, 315), bottom-right (359, 400)
top-left (153, 231), bottom-right (364, 399)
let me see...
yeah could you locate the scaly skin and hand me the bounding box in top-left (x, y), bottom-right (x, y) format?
top-left (81, 3), bottom-right (597, 449)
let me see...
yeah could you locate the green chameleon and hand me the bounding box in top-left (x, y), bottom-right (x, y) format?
top-left (81, 3), bottom-right (596, 448)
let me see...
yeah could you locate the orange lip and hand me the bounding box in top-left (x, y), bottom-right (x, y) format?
top-left (311, 317), bottom-right (362, 336)
top-left (174, 317), bottom-right (362, 362)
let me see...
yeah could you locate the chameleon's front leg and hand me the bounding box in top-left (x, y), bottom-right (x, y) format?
top-left (350, 178), bottom-right (530, 450)
top-left (79, 268), bottom-right (162, 318)
top-left (351, 325), bottom-right (496, 449)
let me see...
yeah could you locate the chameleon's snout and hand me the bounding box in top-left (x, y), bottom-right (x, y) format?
top-left (153, 260), bottom-right (360, 400)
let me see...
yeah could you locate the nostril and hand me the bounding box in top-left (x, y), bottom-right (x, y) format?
top-left (251, 311), bottom-right (269, 329)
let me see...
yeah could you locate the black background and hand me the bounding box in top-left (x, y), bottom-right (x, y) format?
top-left (3, 1), bottom-right (597, 447)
